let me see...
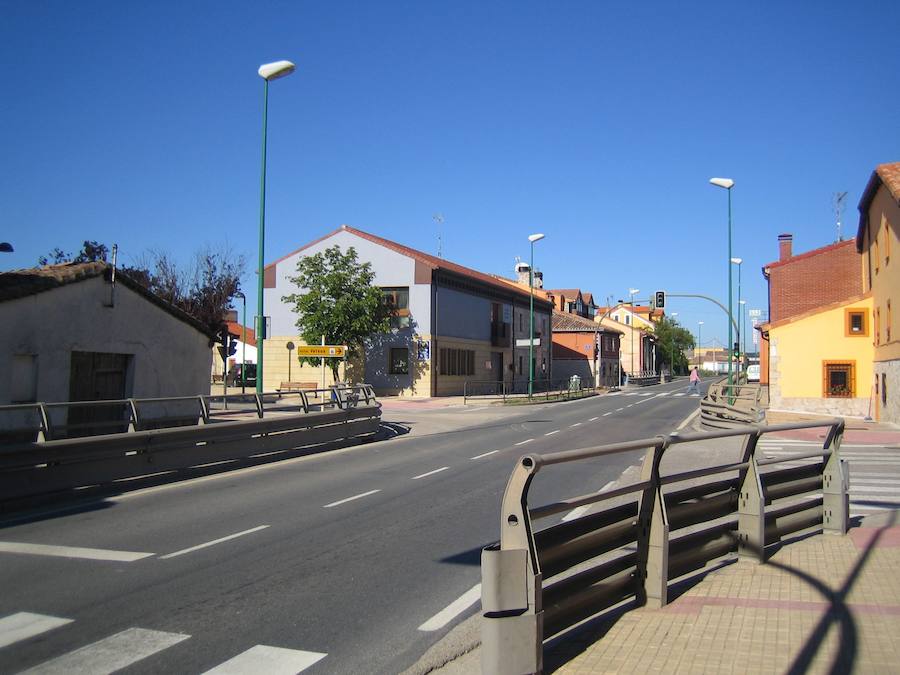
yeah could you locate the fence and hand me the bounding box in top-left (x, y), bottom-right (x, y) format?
top-left (480, 419), bottom-right (848, 674)
top-left (0, 385), bottom-right (380, 502)
top-left (463, 378), bottom-right (600, 404)
top-left (701, 382), bottom-right (764, 428)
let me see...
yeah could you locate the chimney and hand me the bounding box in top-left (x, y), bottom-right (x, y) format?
top-left (533, 269), bottom-right (543, 289)
top-left (514, 260), bottom-right (531, 285)
top-left (778, 233), bottom-right (793, 261)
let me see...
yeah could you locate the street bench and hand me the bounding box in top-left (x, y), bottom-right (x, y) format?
top-left (277, 381), bottom-right (318, 392)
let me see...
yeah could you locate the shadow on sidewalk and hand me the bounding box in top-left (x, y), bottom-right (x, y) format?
top-left (544, 512), bottom-right (898, 674)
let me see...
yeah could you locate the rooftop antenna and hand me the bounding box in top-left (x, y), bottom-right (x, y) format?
top-left (833, 191), bottom-right (848, 242)
top-left (433, 213), bottom-right (444, 257)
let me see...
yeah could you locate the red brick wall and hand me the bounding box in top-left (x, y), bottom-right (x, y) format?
top-left (768, 240), bottom-right (862, 323)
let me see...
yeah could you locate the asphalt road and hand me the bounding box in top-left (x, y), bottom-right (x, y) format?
top-left (0, 379), bottom-right (707, 674)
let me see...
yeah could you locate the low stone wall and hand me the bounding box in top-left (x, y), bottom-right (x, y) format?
top-left (875, 360), bottom-right (900, 423)
top-left (769, 395), bottom-right (869, 418)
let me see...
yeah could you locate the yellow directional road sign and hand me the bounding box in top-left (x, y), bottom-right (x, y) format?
top-left (296, 345), bottom-right (346, 358)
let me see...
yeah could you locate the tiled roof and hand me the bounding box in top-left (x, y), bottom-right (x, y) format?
top-left (0, 262), bottom-right (215, 339)
top-left (857, 162), bottom-right (900, 251)
top-left (582, 292), bottom-right (595, 305)
top-left (553, 310), bottom-right (622, 333)
top-left (547, 289), bottom-right (582, 300)
top-left (764, 238), bottom-right (856, 270)
top-left (227, 321), bottom-right (256, 346)
top-left (269, 225), bottom-right (552, 304)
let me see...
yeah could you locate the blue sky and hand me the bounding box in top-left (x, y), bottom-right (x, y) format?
top-left (3, 1), bottom-right (898, 349)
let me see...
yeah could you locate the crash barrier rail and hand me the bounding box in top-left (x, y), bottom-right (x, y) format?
top-left (700, 382), bottom-right (764, 429)
top-left (0, 386), bottom-right (381, 502)
top-left (481, 418), bottom-right (848, 675)
top-left (463, 378), bottom-right (601, 404)
top-left (0, 384), bottom-right (376, 444)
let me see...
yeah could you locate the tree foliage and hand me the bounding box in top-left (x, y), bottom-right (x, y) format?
top-left (282, 245), bottom-right (390, 380)
top-left (40, 241), bottom-right (244, 337)
top-left (654, 316), bottom-right (695, 374)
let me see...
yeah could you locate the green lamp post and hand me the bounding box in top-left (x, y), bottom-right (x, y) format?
top-left (527, 233), bottom-right (545, 397)
top-left (710, 177), bottom-right (735, 387)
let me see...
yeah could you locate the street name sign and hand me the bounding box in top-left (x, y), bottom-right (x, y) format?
top-left (297, 345), bottom-right (346, 358)
top-left (515, 338), bottom-right (540, 347)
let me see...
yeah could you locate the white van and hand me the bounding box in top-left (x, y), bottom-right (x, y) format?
top-left (747, 364), bottom-right (760, 382)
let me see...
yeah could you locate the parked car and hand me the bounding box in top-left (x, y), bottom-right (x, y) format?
top-left (747, 364), bottom-right (760, 382)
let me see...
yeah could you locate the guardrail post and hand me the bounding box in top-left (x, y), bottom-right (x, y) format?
top-left (738, 453), bottom-right (766, 562)
top-left (127, 399), bottom-right (140, 432)
top-left (197, 396), bottom-right (210, 425)
top-left (822, 422), bottom-right (849, 535)
top-left (482, 455), bottom-right (542, 675)
top-left (37, 403), bottom-right (51, 442)
top-left (636, 437), bottom-right (670, 608)
top-left (254, 394), bottom-right (264, 418)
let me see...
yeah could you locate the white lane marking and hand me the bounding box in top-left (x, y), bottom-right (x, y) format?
top-left (412, 467), bottom-right (450, 480)
top-left (690, 394), bottom-right (700, 397)
top-left (470, 450), bottom-right (498, 460)
top-left (602, 412), bottom-right (612, 417)
top-left (626, 404), bottom-right (634, 408)
top-left (0, 542), bottom-right (153, 562)
top-left (160, 525), bottom-right (269, 560)
top-left (418, 584), bottom-right (482, 631)
top-left (544, 430), bottom-right (560, 436)
top-left (562, 505), bottom-right (591, 522)
top-left (676, 408), bottom-right (701, 430)
top-left (570, 423), bottom-right (582, 427)
top-left (589, 417), bottom-right (599, 422)
top-left (849, 486), bottom-right (900, 494)
top-left (607, 392), bottom-right (622, 396)
top-left (673, 393), bottom-right (685, 397)
top-left (616, 408), bottom-right (624, 412)
top-left (323, 490), bottom-right (381, 508)
top-left (203, 645), bottom-right (327, 674)
top-left (640, 393), bottom-right (654, 397)
top-left (20, 627), bottom-right (190, 674)
top-left (0, 612), bottom-right (73, 649)
top-left (514, 439), bottom-right (534, 446)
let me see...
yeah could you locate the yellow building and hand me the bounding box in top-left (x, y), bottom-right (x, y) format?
top-left (764, 294), bottom-right (874, 417)
top-left (856, 162), bottom-right (900, 422)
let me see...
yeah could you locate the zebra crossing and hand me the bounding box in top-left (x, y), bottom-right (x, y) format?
top-left (608, 391), bottom-right (696, 398)
top-left (0, 611), bottom-right (326, 674)
top-left (758, 437), bottom-right (900, 517)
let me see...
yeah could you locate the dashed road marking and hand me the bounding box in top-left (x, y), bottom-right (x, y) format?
top-left (412, 467), bottom-right (450, 480)
top-left (418, 584), bottom-right (482, 632)
top-left (0, 542), bottom-right (154, 563)
top-left (161, 525), bottom-right (269, 559)
top-left (323, 490), bottom-right (381, 509)
top-left (0, 612), bottom-right (73, 649)
top-left (203, 645), bottom-right (327, 674)
top-left (544, 430), bottom-right (560, 436)
top-left (470, 450), bottom-right (499, 460)
top-left (515, 439), bottom-right (534, 446)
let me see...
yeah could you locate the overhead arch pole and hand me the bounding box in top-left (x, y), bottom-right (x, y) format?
top-left (666, 293), bottom-right (740, 347)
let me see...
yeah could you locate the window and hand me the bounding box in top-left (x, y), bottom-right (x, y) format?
top-left (389, 347), bottom-right (409, 375)
top-left (823, 361), bottom-right (855, 398)
top-left (518, 355), bottom-right (523, 375)
top-left (875, 237), bottom-right (880, 273)
top-left (875, 308), bottom-right (881, 345)
top-left (625, 315), bottom-right (631, 325)
top-left (884, 215), bottom-right (891, 265)
top-left (438, 348), bottom-right (474, 376)
top-left (382, 287), bottom-right (410, 330)
top-left (519, 312), bottom-right (523, 332)
top-left (845, 309), bottom-right (868, 337)
top-left (882, 373), bottom-right (888, 407)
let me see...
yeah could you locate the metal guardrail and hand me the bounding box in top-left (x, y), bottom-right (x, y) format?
top-left (463, 379), bottom-right (601, 404)
top-left (701, 383), bottom-right (764, 428)
top-left (481, 419), bottom-right (848, 674)
top-left (0, 385), bottom-right (380, 502)
top-left (0, 384), bottom-right (377, 443)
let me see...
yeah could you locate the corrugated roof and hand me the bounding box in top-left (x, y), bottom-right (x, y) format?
top-left (268, 225), bottom-right (553, 304)
top-left (0, 262), bottom-right (216, 339)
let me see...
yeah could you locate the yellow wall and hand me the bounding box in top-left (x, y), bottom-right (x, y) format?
top-left (770, 297), bottom-right (873, 399)
top-left (861, 187), bottom-right (900, 363)
top-left (261, 336), bottom-right (357, 393)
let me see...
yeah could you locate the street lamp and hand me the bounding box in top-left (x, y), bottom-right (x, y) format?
top-left (628, 288), bottom-right (639, 381)
top-left (256, 59), bottom-right (295, 395)
top-left (710, 177), bottom-right (735, 388)
top-left (0, 243), bottom-right (12, 253)
top-left (234, 291), bottom-right (247, 394)
top-left (697, 321), bottom-right (704, 370)
top-left (731, 257), bottom-right (742, 374)
top-left (739, 299), bottom-right (747, 372)
top-left (528, 233), bottom-right (545, 397)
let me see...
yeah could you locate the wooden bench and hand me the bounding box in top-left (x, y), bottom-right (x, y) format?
top-left (277, 381), bottom-right (318, 392)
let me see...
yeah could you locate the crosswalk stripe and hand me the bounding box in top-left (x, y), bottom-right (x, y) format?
top-left (0, 542), bottom-right (154, 562)
top-left (0, 612), bottom-right (73, 649)
top-left (673, 393), bottom-right (685, 397)
top-left (203, 645), bottom-right (327, 674)
top-left (20, 627), bottom-right (190, 674)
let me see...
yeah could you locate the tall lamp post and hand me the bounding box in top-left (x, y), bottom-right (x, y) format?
top-left (731, 256), bottom-right (742, 375)
top-left (628, 288), bottom-right (639, 381)
top-left (527, 233), bottom-right (545, 397)
top-left (234, 291), bottom-right (247, 394)
top-left (710, 177), bottom-right (735, 387)
top-left (697, 320), bottom-right (704, 370)
top-left (739, 299), bottom-right (747, 372)
top-left (255, 59), bottom-right (295, 395)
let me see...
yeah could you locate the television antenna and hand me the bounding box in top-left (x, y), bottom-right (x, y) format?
top-left (433, 213), bottom-right (444, 257)
top-left (833, 191), bottom-right (848, 242)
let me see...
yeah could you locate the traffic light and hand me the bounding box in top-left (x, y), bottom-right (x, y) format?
top-left (733, 342), bottom-right (740, 358)
top-left (227, 335), bottom-right (238, 357)
top-left (654, 291), bottom-right (665, 309)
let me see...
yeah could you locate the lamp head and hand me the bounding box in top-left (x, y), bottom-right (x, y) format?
top-left (528, 233), bottom-right (545, 243)
top-left (258, 60), bottom-right (296, 81)
top-left (698, 321), bottom-right (704, 325)
top-left (628, 288), bottom-right (639, 295)
top-left (0, 242), bottom-right (12, 253)
top-left (709, 177), bottom-right (735, 190)
top-left (730, 257), bottom-right (743, 265)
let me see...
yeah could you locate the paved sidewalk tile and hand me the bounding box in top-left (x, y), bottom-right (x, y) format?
top-left (551, 524), bottom-right (900, 674)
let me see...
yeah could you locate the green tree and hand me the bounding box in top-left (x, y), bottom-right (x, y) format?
top-left (654, 316), bottom-right (695, 375)
top-left (38, 240), bottom-right (108, 266)
top-left (282, 245), bottom-right (390, 381)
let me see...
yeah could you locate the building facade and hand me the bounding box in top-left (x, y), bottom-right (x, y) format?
top-left (263, 225), bottom-right (554, 397)
top-left (551, 311), bottom-right (622, 387)
top-left (0, 262), bottom-right (213, 405)
top-left (856, 162), bottom-right (900, 422)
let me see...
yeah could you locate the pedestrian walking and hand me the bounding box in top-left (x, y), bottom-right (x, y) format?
top-left (687, 367), bottom-right (701, 394)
